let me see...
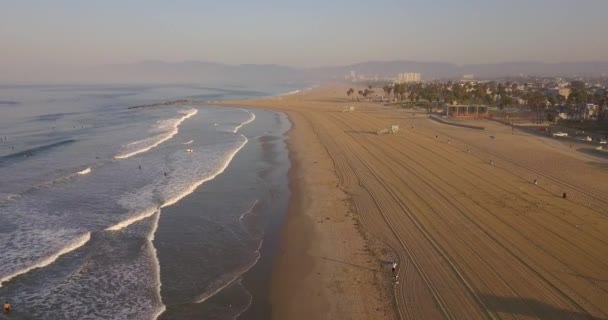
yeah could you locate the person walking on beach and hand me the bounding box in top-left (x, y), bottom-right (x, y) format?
top-left (3, 301), bottom-right (11, 313)
top-left (391, 261), bottom-right (398, 278)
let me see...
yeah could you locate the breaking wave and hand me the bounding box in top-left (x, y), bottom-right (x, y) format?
top-left (77, 167), bottom-right (91, 175)
top-left (233, 111), bottom-right (256, 133)
top-left (115, 109), bottom-right (198, 159)
top-left (0, 232), bottom-right (92, 288)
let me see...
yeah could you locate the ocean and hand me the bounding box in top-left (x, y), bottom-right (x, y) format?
top-left (0, 84), bottom-right (295, 319)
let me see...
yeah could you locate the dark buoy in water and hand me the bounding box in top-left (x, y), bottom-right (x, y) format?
top-left (138, 165), bottom-right (142, 170)
top-left (164, 172), bottom-right (167, 176)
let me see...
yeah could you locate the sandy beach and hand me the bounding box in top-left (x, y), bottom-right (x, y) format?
top-left (216, 85), bottom-right (608, 320)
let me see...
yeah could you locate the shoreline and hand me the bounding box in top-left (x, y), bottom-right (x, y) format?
top-left (212, 88), bottom-right (397, 320)
top-left (155, 108), bottom-right (291, 319)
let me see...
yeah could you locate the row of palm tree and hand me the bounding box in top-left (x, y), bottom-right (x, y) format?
top-left (347, 80), bottom-right (608, 122)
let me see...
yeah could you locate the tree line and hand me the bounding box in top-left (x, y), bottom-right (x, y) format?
top-left (347, 80), bottom-right (608, 123)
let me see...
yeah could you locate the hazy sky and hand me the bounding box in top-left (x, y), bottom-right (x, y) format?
top-left (1, 0), bottom-right (607, 69)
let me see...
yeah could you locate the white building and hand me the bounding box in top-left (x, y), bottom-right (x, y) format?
top-left (397, 72), bottom-right (421, 83)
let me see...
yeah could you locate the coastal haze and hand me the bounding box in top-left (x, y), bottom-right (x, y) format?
top-left (2, 1), bottom-right (608, 320)
top-left (2, 0), bottom-right (608, 83)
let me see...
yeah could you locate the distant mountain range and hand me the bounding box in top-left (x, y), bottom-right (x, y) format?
top-left (308, 60), bottom-right (608, 80)
top-left (98, 60), bottom-right (608, 82)
top-left (4, 60), bottom-right (608, 84)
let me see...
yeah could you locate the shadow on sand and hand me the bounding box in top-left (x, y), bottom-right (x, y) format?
top-left (479, 294), bottom-right (607, 320)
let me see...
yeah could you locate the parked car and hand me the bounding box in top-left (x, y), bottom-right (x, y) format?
top-left (552, 132), bottom-right (568, 137)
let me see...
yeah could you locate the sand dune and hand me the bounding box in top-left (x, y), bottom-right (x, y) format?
top-left (215, 86), bottom-right (608, 320)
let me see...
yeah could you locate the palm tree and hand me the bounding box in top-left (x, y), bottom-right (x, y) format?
top-left (527, 91), bottom-right (547, 124)
top-left (383, 85), bottom-right (393, 101)
top-left (346, 88), bottom-right (355, 101)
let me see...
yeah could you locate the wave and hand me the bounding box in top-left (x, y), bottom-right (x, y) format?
top-left (77, 167), bottom-right (92, 175)
top-left (0, 232), bottom-right (91, 288)
top-left (194, 238), bottom-right (263, 304)
top-left (114, 108), bottom-right (198, 159)
top-left (32, 165), bottom-right (94, 189)
top-left (0, 139), bottom-right (76, 165)
top-left (239, 199), bottom-right (259, 223)
top-left (148, 211), bottom-right (166, 320)
top-left (278, 89), bottom-right (300, 96)
top-left (233, 111), bottom-right (256, 133)
top-left (233, 280), bottom-right (254, 320)
top-left (182, 140), bottom-right (193, 145)
top-left (107, 136), bottom-right (249, 232)
top-left (163, 137), bottom-right (248, 209)
top-left (106, 207), bottom-right (159, 231)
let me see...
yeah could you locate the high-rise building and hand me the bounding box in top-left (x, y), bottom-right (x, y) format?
top-left (397, 72), bottom-right (421, 83)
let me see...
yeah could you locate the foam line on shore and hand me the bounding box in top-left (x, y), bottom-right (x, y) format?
top-left (148, 211), bottom-right (167, 320)
top-left (194, 238), bottom-right (264, 304)
top-left (233, 111), bottom-right (256, 133)
top-left (115, 108), bottom-right (198, 159)
top-left (239, 199), bottom-right (259, 223)
top-left (0, 232), bottom-right (92, 288)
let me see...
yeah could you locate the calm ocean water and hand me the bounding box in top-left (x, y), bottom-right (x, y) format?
top-left (0, 84), bottom-right (296, 319)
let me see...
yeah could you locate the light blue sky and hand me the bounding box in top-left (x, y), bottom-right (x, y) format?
top-left (1, 0), bottom-right (607, 69)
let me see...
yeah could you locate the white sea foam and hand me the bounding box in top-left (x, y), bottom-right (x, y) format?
top-left (107, 136), bottom-right (251, 316)
top-left (0, 232), bottom-right (91, 288)
top-left (239, 199), bottom-right (259, 225)
top-left (279, 89), bottom-right (300, 96)
top-left (108, 134), bottom-right (249, 233)
top-left (233, 111), bottom-right (256, 134)
top-left (148, 211), bottom-right (166, 320)
top-left (182, 140), bottom-right (194, 145)
top-left (77, 167), bottom-right (91, 175)
top-left (115, 108), bottom-right (198, 159)
top-left (162, 137), bottom-right (248, 209)
top-left (105, 207), bottom-right (159, 231)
